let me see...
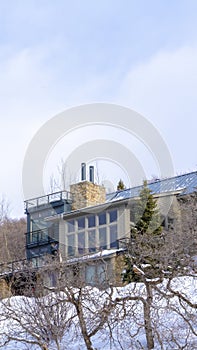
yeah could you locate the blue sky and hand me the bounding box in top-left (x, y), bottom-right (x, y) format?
top-left (0, 0), bottom-right (197, 217)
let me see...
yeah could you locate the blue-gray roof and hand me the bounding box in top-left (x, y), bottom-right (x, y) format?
top-left (106, 171), bottom-right (197, 202)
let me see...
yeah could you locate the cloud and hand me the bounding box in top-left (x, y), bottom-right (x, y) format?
top-left (0, 42), bottom-right (118, 217)
top-left (118, 46), bottom-right (197, 172)
top-left (1, 41), bottom-right (197, 217)
top-left (0, 46), bottom-right (58, 117)
top-left (119, 45), bottom-right (197, 114)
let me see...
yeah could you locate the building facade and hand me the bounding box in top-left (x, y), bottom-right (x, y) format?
top-left (25, 168), bottom-right (197, 286)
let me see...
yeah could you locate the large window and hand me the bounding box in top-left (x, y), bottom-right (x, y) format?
top-left (85, 262), bottom-right (106, 285)
top-left (65, 209), bottom-right (118, 256)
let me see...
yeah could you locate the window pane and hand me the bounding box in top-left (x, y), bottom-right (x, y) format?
top-left (48, 222), bottom-right (59, 241)
top-left (32, 231), bottom-right (38, 243)
top-left (130, 210), bottom-right (135, 223)
top-left (68, 234), bottom-right (75, 256)
top-left (88, 215), bottom-right (95, 228)
top-left (37, 257), bottom-right (44, 268)
top-left (110, 225), bottom-right (118, 248)
top-left (109, 210), bottom-right (117, 223)
top-left (31, 217), bottom-right (47, 232)
top-left (97, 263), bottom-right (106, 284)
top-left (98, 213), bottom-right (106, 225)
top-left (67, 220), bottom-right (75, 233)
top-left (88, 229), bottom-right (96, 253)
top-left (85, 265), bottom-right (96, 285)
top-left (78, 217), bottom-right (85, 230)
top-left (78, 231), bottom-right (85, 255)
top-left (99, 227), bottom-right (107, 250)
top-left (48, 272), bottom-right (57, 287)
top-left (39, 229), bottom-right (48, 242)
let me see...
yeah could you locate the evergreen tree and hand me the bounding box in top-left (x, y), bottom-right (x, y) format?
top-left (122, 255), bottom-right (141, 282)
top-left (117, 179), bottom-right (126, 191)
top-left (133, 180), bottom-right (162, 236)
top-left (123, 180), bottom-right (163, 283)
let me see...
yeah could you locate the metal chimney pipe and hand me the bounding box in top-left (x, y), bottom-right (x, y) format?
top-left (81, 163), bottom-right (86, 181)
top-left (89, 166), bottom-right (94, 183)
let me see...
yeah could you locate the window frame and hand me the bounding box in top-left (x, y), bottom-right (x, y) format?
top-left (65, 208), bottom-right (119, 256)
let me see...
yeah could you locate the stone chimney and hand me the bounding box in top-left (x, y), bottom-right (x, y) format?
top-left (70, 164), bottom-right (106, 210)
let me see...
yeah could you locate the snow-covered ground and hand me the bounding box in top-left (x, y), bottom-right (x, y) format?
top-left (0, 276), bottom-right (196, 350)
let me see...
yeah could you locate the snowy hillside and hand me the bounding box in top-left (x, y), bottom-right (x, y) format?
top-left (0, 276), bottom-right (196, 350)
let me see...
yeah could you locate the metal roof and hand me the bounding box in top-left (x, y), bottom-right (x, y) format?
top-left (106, 171), bottom-right (197, 202)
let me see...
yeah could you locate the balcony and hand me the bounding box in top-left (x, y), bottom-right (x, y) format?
top-left (24, 190), bottom-right (72, 212)
top-left (26, 228), bottom-right (58, 247)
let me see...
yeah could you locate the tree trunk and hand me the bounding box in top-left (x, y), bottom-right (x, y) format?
top-left (55, 339), bottom-right (61, 350)
top-left (144, 282), bottom-right (154, 350)
top-left (76, 302), bottom-right (94, 350)
top-left (41, 344), bottom-right (48, 350)
top-left (82, 333), bottom-right (94, 350)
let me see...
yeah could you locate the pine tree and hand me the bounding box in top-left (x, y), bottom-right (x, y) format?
top-left (134, 180), bottom-right (162, 236)
top-left (123, 180), bottom-right (163, 283)
top-left (117, 179), bottom-right (125, 191)
top-left (122, 255), bottom-right (141, 283)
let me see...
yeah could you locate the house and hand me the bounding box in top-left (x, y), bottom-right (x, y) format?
top-left (25, 165), bottom-right (197, 286)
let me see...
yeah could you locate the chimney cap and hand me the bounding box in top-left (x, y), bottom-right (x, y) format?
top-left (89, 165), bottom-right (94, 183)
top-left (81, 162), bottom-right (86, 181)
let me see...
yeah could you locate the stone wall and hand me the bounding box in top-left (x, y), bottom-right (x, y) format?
top-left (0, 278), bottom-right (11, 299)
top-left (113, 253), bottom-right (126, 286)
top-left (70, 181), bottom-right (106, 210)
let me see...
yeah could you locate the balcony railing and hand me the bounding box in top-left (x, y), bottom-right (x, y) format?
top-left (24, 190), bottom-right (72, 211)
top-left (0, 259), bottom-right (32, 277)
top-left (26, 228), bottom-right (58, 246)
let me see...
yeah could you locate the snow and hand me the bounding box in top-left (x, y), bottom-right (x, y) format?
top-left (0, 276), bottom-right (196, 350)
top-left (67, 248), bottom-right (125, 263)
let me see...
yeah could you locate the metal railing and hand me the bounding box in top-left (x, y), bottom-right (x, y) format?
top-left (0, 259), bottom-right (32, 277)
top-left (24, 190), bottom-right (72, 211)
top-left (26, 228), bottom-right (58, 246)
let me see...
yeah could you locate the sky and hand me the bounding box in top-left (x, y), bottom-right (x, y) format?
top-left (0, 0), bottom-right (197, 217)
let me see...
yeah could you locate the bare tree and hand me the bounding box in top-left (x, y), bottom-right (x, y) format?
top-left (0, 255), bottom-right (196, 350)
top-left (0, 184), bottom-right (196, 349)
top-left (53, 259), bottom-right (120, 350)
top-left (0, 269), bottom-right (76, 350)
top-left (0, 196), bottom-right (26, 263)
top-left (104, 274), bottom-right (197, 349)
top-left (49, 159), bottom-right (77, 193)
top-left (0, 257), bottom-right (121, 350)
top-left (121, 182), bottom-right (197, 349)
top-left (0, 196), bottom-right (11, 261)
